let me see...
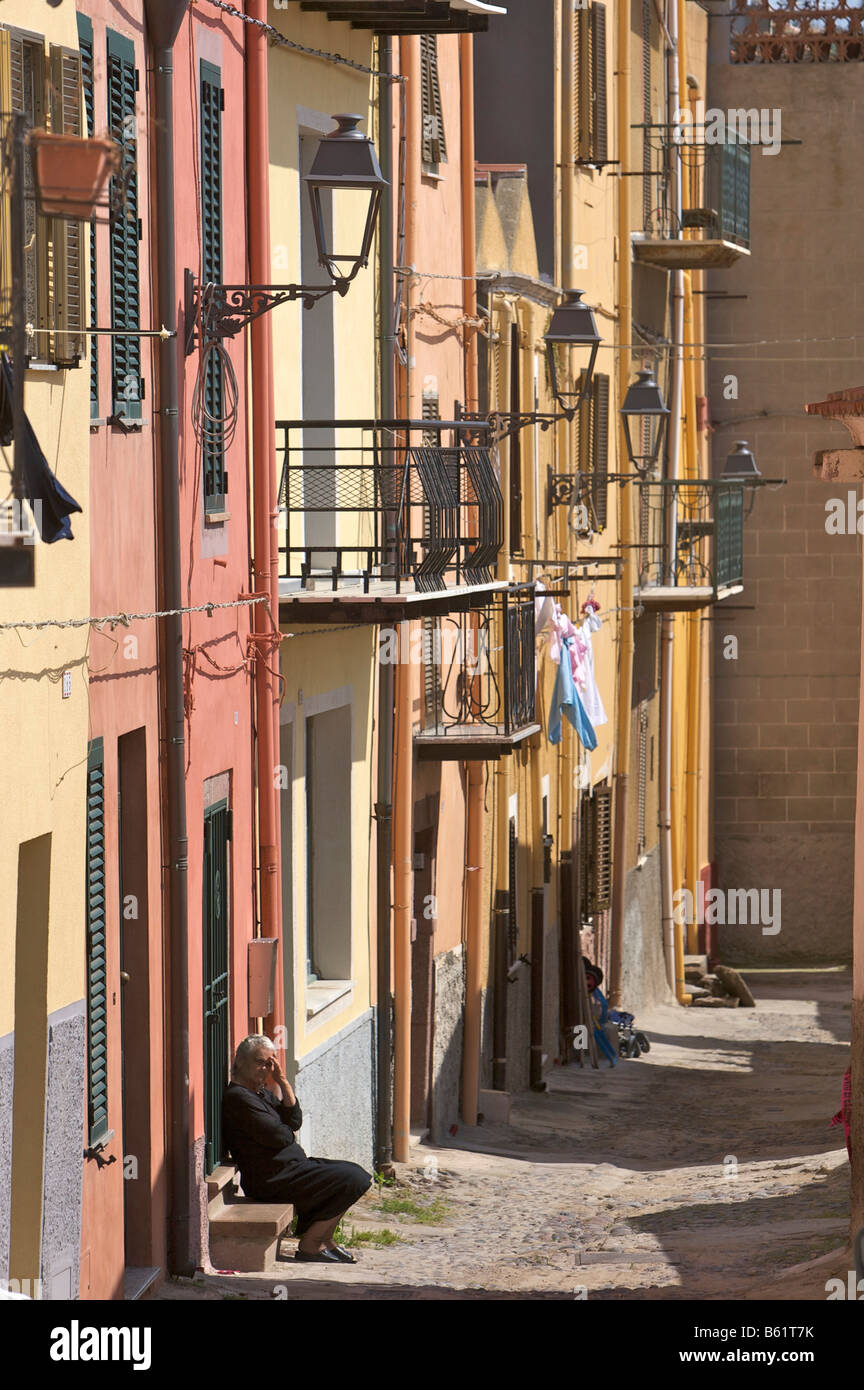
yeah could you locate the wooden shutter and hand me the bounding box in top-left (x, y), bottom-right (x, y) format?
top-left (78, 16), bottom-right (98, 413)
top-left (201, 60), bottom-right (227, 511)
top-left (420, 35), bottom-right (447, 166)
top-left (0, 30), bottom-right (49, 351)
top-left (50, 45), bottom-right (85, 364)
top-left (592, 783), bottom-right (613, 911)
top-left (86, 739), bottom-right (109, 1146)
top-left (574, 5), bottom-right (608, 166)
top-left (107, 29), bottom-right (142, 419)
top-left (582, 782), bottom-right (613, 916)
top-left (592, 4), bottom-right (608, 165)
top-left (591, 373), bottom-right (609, 528)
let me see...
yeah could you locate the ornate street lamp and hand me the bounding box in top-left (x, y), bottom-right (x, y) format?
top-left (722, 439), bottom-right (761, 481)
top-left (619, 368), bottom-right (669, 474)
top-left (543, 290), bottom-right (602, 416)
top-left (184, 113), bottom-right (387, 354)
top-left (305, 114), bottom-right (387, 284)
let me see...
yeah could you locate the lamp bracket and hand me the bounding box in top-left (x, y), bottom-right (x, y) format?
top-left (183, 269), bottom-right (348, 356)
top-left (458, 408), bottom-right (575, 443)
top-left (547, 469), bottom-right (581, 513)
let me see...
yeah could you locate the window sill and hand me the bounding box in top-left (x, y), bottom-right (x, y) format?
top-left (305, 980), bottom-right (353, 1023)
top-left (421, 166), bottom-right (445, 183)
top-left (109, 416), bottom-right (147, 433)
top-left (204, 511), bottom-right (230, 526)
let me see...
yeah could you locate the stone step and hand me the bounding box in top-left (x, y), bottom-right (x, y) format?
top-left (206, 1165), bottom-right (237, 1203)
top-left (209, 1197), bottom-right (295, 1274)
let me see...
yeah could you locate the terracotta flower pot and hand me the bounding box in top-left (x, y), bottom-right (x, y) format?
top-left (29, 131), bottom-right (120, 219)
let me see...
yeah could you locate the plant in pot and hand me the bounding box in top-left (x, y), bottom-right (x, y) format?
top-left (29, 129), bottom-right (120, 220)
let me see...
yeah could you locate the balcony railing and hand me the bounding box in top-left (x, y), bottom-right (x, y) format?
top-left (632, 479), bottom-right (745, 609)
top-left (276, 418), bottom-right (503, 594)
top-left (633, 128), bottom-right (750, 269)
top-left (415, 587), bottom-right (539, 757)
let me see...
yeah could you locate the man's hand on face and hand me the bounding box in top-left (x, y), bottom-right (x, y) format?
top-left (264, 1056), bottom-right (285, 1092)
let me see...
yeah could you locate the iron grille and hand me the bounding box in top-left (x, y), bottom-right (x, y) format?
top-left (419, 588), bottom-right (536, 739)
top-left (633, 479), bottom-right (745, 598)
top-left (276, 418), bottom-right (503, 591)
top-left (731, 0), bottom-right (864, 63)
top-left (639, 128), bottom-right (751, 250)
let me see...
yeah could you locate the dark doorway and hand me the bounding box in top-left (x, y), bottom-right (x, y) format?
top-left (203, 799), bottom-right (231, 1174)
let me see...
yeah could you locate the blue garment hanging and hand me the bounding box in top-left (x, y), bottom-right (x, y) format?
top-left (548, 636), bottom-right (598, 749)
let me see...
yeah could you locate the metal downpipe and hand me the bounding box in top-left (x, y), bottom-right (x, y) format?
top-left (144, 0), bottom-right (192, 1278)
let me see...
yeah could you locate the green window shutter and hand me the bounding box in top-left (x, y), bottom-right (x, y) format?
top-left (420, 35), bottom-right (447, 166)
top-left (507, 816), bottom-right (518, 960)
top-left (591, 373), bottom-right (610, 529)
top-left (200, 60), bottom-right (227, 512)
top-left (86, 738), bottom-right (109, 1146)
top-left (78, 15), bottom-right (98, 416)
top-left (107, 29), bottom-right (142, 420)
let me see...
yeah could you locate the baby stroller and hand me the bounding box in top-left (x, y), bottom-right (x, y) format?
top-left (583, 959), bottom-right (650, 1062)
top-left (608, 1007), bottom-right (651, 1060)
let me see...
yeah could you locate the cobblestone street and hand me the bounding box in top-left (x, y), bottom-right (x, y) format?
top-left (160, 968), bottom-right (852, 1302)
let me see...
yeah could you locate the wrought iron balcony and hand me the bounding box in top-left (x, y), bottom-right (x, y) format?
top-left (414, 587), bottom-right (540, 759)
top-left (276, 417), bottom-right (504, 621)
top-left (632, 129), bottom-right (750, 270)
top-left (632, 479), bottom-right (745, 610)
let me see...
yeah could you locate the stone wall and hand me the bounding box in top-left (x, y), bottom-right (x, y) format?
top-left (706, 56), bottom-right (863, 963)
top-left (293, 1010), bottom-right (374, 1173)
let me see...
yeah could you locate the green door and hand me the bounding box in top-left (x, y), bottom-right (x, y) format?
top-left (203, 801), bottom-right (230, 1174)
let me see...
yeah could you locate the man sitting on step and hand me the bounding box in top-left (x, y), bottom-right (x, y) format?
top-left (222, 1035), bottom-right (372, 1264)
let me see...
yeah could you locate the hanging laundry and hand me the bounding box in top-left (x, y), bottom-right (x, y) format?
top-left (578, 606), bottom-right (608, 728)
top-left (0, 353), bottom-right (83, 543)
top-left (548, 602), bottom-right (588, 690)
top-left (548, 635), bottom-right (597, 749)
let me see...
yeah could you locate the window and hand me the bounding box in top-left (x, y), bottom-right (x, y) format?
top-left (200, 60), bottom-right (226, 512)
top-left (574, 3), bottom-right (608, 167)
top-left (86, 739), bottom-right (109, 1147)
top-left (203, 799), bottom-right (231, 1173)
top-left (0, 25), bottom-right (86, 366)
top-left (78, 14), bottom-right (98, 415)
top-left (305, 705), bottom-right (352, 984)
top-left (107, 29), bottom-right (142, 421)
top-left (420, 35), bottom-right (447, 172)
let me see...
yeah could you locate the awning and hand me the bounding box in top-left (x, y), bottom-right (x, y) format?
top-left (288, 2), bottom-right (507, 32)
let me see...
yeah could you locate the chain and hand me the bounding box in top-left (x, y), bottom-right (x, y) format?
top-left (195, 0), bottom-right (407, 82)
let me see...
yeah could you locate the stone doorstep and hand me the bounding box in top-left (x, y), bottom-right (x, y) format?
top-left (206, 1165), bottom-right (237, 1205)
top-left (209, 1199), bottom-right (295, 1275)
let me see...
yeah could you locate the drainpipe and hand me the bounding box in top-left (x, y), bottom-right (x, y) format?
top-left (392, 642), bottom-right (413, 1162)
top-left (661, 0), bottom-right (691, 1005)
top-left (609, 0), bottom-right (632, 1007)
top-left (143, 0), bottom-right (192, 1278)
top-left (390, 35), bottom-right (419, 1165)
top-left (491, 294), bottom-right (515, 1093)
top-left (246, 0), bottom-right (284, 1043)
top-left (459, 33), bottom-right (484, 1126)
top-left (374, 32), bottom-right (395, 1170)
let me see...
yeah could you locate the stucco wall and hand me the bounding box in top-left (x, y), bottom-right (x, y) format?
top-left (294, 1010), bottom-right (374, 1174)
top-left (430, 945), bottom-right (465, 1140)
top-left (41, 1002), bottom-right (85, 1300)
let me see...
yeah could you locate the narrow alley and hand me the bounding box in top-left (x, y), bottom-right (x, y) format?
top-left (160, 968), bottom-right (852, 1301)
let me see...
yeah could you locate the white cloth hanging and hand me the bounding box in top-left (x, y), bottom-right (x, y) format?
top-left (578, 609), bottom-right (608, 728)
